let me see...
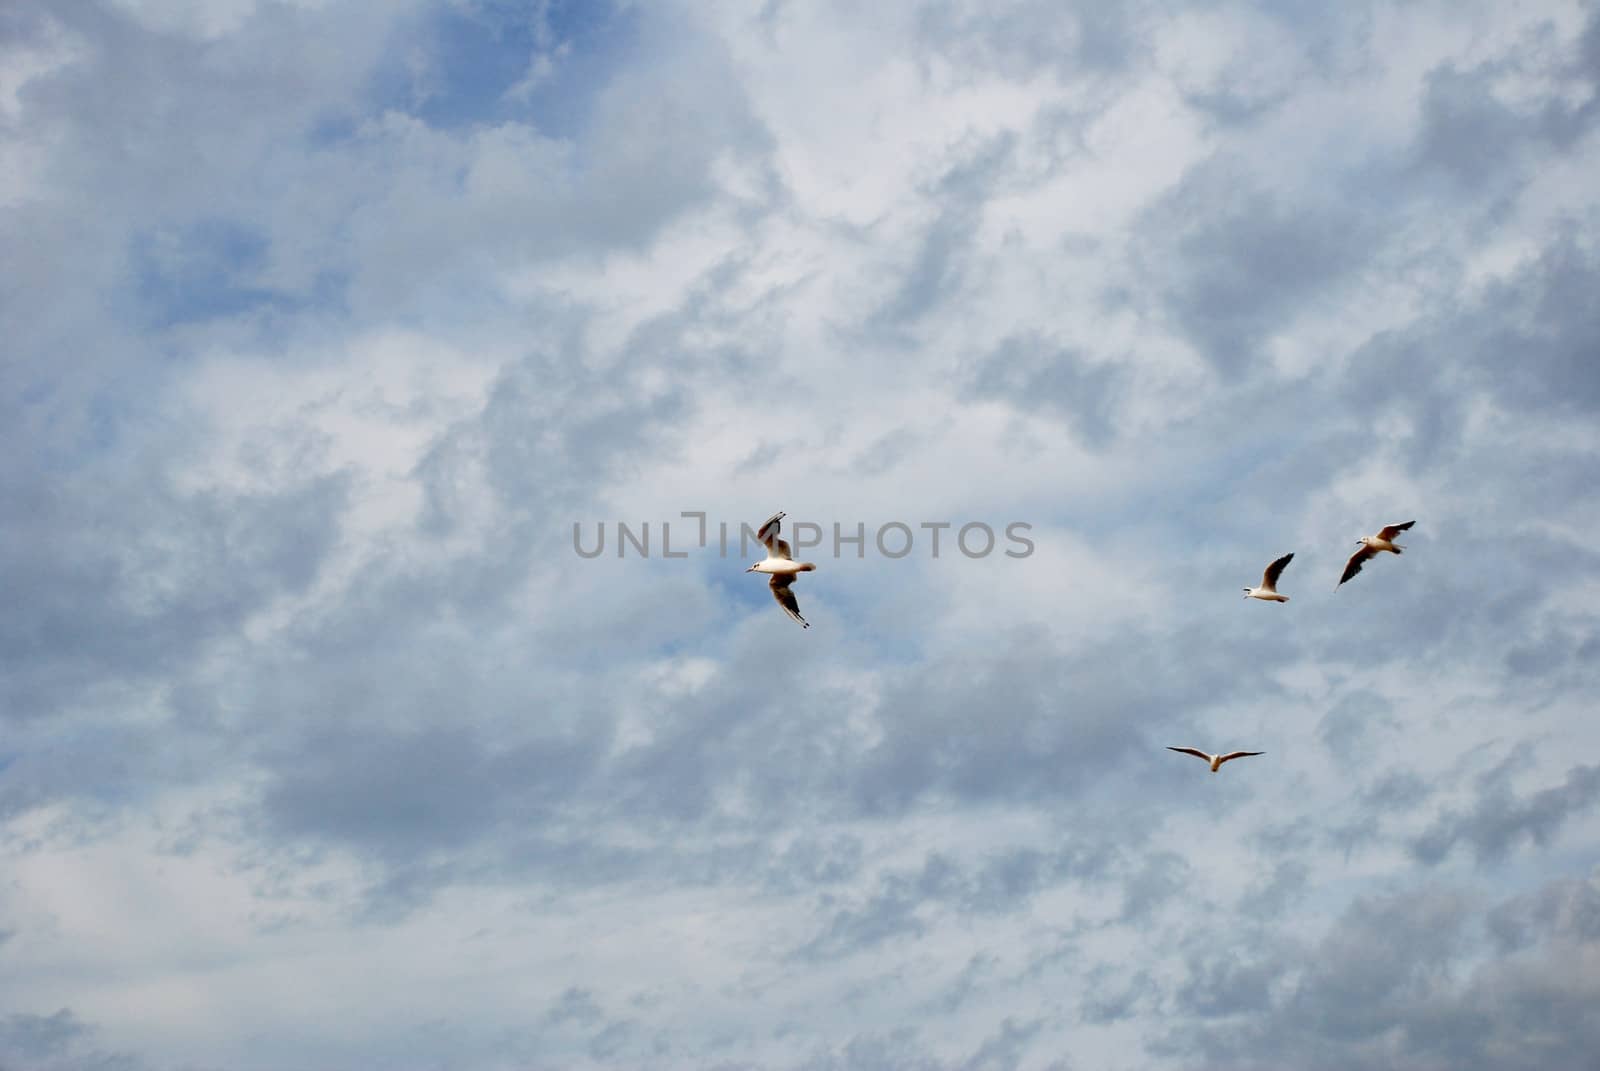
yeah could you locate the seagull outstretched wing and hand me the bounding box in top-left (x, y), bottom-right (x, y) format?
top-left (1376, 520), bottom-right (1415, 541)
top-left (769, 573), bottom-right (809, 628)
top-left (1338, 544), bottom-right (1377, 588)
top-left (757, 511), bottom-right (790, 559)
top-left (1261, 552), bottom-right (1294, 590)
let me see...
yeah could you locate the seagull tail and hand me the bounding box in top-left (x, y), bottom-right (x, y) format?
top-left (797, 562), bottom-right (817, 571)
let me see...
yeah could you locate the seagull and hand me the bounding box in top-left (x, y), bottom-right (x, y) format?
top-left (747, 511), bottom-right (816, 628)
top-left (1243, 552), bottom-right (1294, 602)
top-left (1337, 520), bottom-right (1415, 589)
top-left (1167, 747), bottom-right (1265, 773)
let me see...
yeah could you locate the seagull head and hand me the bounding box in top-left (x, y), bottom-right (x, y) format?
top-left (746, 562), bottom-right (760, 573)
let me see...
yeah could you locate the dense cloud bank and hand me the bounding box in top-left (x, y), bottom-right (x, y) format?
top-left (3, 1), bottom-right (1598, 1067)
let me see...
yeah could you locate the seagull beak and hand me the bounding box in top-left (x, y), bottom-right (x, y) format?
top-left (745, 565), bottom-right (756, 572)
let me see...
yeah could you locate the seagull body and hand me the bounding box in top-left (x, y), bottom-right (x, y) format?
top-left (747, 511), bottom-right (816, 628)
top-left (1337, 520), bottom-right (1415, 589)
top-left (1243, 552), bottom-right (1294, 602)
top-left (1167, 747), bottom-right (1264, 773)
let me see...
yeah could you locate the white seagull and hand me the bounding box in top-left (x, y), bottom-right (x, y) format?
top-left (1243, 552), bottom-right (1294, 602)
top-left (747, 511), bottom-right (817, 628)
top-left (1337, 520), bottom-right (1415, 589)
top-left (1167, 747), bottom-right (1265, 773)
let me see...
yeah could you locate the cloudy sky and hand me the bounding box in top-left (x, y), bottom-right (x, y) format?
top-left (4, 1), bottom-right (1600, 1068)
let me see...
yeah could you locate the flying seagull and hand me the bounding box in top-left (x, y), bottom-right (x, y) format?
top-left (1167, 747), bottom-right (1264, 773)
top-left (747, 511), bottom-right (816, 628)
top-left (1243, 552), bottom-right (1294, 602)
top-left (1337, 520), bottom-right (1415, 589)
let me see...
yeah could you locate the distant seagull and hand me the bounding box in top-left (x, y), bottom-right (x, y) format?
top-left (1337, 520), bottom-right (1415, 589)
top-left (1167, 747), bottom-right (1264, 773)
top-left (747, 511), bottom-right (816, 628)
top-left (1243, 552), bottom-right (1294, 602)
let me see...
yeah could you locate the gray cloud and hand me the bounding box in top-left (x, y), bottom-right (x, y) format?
top-left (1133, 159), bottom-right (1384, 378)
top-left (1486, 869), bottom-right (1600, 953)
top-left (1336, 237), bottom-right (1600, 467)
top-left (1316, 690), bottom-right (1395, 766)
top-left (872, 133), bottom-right (1016, 332)
top-left (0, 1009), bottom-right (87, 1063)
top-left (1168, 875), bottom-right (1600, 1071)
top-left (1119, 850), bottom-right (1192, 923)
top-left (1413, 27), bottom-right (1600, 189)
top-left (789, 1018), bottom-right (1049, 1071)
top-left (1078, 966), bottom-right (1158, 1026)
top-left (0, 1008), bottom-right (147, 1071)
top-left (1175, 950), bottom-right (1283, 1019)
top-left (1162, 887), bottom-right (1472, 1068)
top-left (915, 1), bottom-right (1144, 80)
top-left (800, 839), bottom-right (1124, 962)
top-left (0, 470), bottom-right (347, 730)
top-left (1412, 763), bottom-right (1600, 865)
top-left (963, 335), bottom-right (1122, 447)
top-left (1236, 858), bottom-right (1311, 919)
top-left (847, 628), bottom-right (1245, 818)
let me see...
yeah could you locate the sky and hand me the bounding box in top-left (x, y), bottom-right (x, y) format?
top-left (2, 0), bottom-right (1599, 1068)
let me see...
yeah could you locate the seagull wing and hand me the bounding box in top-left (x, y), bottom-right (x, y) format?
top-left (1261, 552), bottom-right (1294, 590)
top-left (769, 573), bottom-right (810, 628)
top-left (1338, 545), bottom-right (1376, 587)
top-left (772, 537), bottom-right (793, 561)
top-left (1166, 747), bottom-right (1212, 763)
top-left (1376, 520), bottom-right (1415, 541)
top-left (756, 511), bottom-right (785, 551)
top-left (1216, 751), bottom-right (1264, 765)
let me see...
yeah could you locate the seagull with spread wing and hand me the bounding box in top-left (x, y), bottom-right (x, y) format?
top-left (746, 511), bottom-right (816, 628)
top-left (1167, 747), bottom-right (1264, 773)
top-left (1337, 520), bottom-right (1415, 589)
top-left (1243, 552), bottom-right (1294, 602)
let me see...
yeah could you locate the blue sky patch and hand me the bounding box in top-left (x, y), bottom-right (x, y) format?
top-left (131, 218), bottom-right (280, 327)
top-left (127, 220), bottom-right (346, 329)
top-left (359, 0), bottom-right (638, 137)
